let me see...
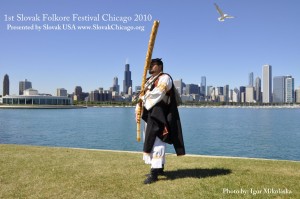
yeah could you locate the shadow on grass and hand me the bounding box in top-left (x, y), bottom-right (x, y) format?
top-left (164, 168), bottom-right (232, 180)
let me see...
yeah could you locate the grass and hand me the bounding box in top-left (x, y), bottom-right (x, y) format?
top-left (0, 144), bottom-right (299, 199)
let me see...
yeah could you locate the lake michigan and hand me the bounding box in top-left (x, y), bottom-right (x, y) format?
top-left (0, 107), bottom-right (299, 161)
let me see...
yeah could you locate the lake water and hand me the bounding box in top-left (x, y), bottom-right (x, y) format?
top-left (0, 107), bottom-right (299, 161)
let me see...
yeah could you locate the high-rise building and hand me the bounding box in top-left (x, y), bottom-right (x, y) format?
top-left (89, 90), bottom-right (100, 102)
top-left (232, 88), bottom-right (240, 102)
top-left (200, 76), bottom-right (206, 97)
top-left (239, 86), bottom-right (246, 103)
top-left (216, 87), bottom-right (224, 96)
top-left (174, 79), bottom-right (183, 95)
top-left (186, 84), bottom-right (199, 95)
top-left (295, 87), bottom-right (300, 103)
top-left (285, 76), bottom-right (294, 103)
top-left (223, 85), bottom-right (229, 102)
top-left (112, 77), bottom-right (120, 93)
top-left (123, 64), bottom-right (132, 94)
top-left (74, 86), bottom-right (83, 101)
top-left (249, 72), bottom-right (254, 87)
top-left (57, 88), bottom-right (67, 97)
top-left (128, 87), bottom-right (132, 95)
top-left (207, 86), bottom-right (213, 97)
top-left (3, 74), bottom-right (9, 96)
top-left (19, 79), bottom-right (32, 95)
top-left (255, 77), bottom-right (261, 103)
top-left (246, 86), bottom-right (255, 103)
top-left (262, 64), bottom-right (272, 103)
top-left (273, 76), bottom-right (285, 103)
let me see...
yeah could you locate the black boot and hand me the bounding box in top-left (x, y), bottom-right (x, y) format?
top-left (158, 164), bottom-right (165, 175)
top-left (144, 168), bottom-right (158, 184)
top-left (145, 164), bottom-right (165, 177)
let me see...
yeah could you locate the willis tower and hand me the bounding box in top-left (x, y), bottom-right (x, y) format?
top-left (123, 64), bottom-right (132, 94)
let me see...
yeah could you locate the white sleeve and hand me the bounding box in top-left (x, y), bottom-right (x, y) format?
top-left (142, 74), bottom-right (172, 110)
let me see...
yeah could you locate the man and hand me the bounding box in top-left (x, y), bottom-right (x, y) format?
top-left (135, 58), bottom-right (185, 184)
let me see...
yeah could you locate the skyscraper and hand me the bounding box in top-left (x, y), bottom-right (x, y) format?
top-left (200, 76), bottom-right (206, 97)
top-left (249, 72), bottom-right (254, 87)
top-left (112, 77), bottom-right (120, 93)
top-left (285, 76), bottom-right (294, 103)
top-left (246, 86), bottom-right (255, 103)
top-left (185, 84), bottom-right (199, 95)
top-left (174, 79), bottom-right (183, 95)
top-left (262, 65), bottom-right (272, 103)
top-left (239, 86), bottom-right (246, 103)
top-left (273, 76), bottom-right (285, 103)
top-left (255, 77), bottom-right (261, 103)
top-left (19, 79), bottom-right (32, 95)
top-left (223, 85), bottom-right (229, 102)
top-left (123, 64), bottom-right (132, 94)
top-left (3, 74), bottom-right (9, 96)
top-left (295, 87), bottom-right (300, 103)
top-left (74, 86), bottom-right (83, 101)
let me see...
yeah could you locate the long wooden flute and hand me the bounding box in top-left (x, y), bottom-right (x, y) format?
top-left (136, 20), bottom-right (160, 142)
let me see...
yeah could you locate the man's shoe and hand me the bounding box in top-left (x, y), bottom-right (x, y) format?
top-left (144, 175), bottom-right (158, 184)
top-left (144, 169), bottom-right (158, 184)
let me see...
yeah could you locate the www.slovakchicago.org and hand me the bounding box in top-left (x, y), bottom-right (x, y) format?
top-left (86, 24), bottom-right (145, 32)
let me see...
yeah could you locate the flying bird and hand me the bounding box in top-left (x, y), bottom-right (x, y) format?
top-left (214, 3), bottom-right (234, 21)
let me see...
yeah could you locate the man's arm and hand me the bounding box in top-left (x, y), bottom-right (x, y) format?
top-left (141, 74), bottom-right (172, 110)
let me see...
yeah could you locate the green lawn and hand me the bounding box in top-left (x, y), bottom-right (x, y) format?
top-left (1, 144), bottom-right (299, 199)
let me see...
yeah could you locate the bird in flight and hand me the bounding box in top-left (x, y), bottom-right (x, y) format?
top-left (214, 3), bottom-right (234, 22)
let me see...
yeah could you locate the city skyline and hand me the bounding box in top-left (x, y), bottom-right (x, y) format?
top-left (1, 64), bottom-right (298, 99)
top-left (1, 0), bottom-right (299, 95)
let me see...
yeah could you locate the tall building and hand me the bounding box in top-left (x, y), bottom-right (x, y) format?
top-left (295, 87), bottom-right (300, 103)
top-left (186, 84), bottom-right (199, 95)
top-left (57, 88), bottom-right (67, 97)
top-left (255, 77), bottom-right (261, 103)
top-left (200, 76), bottom-right (206, 97)
top-left (262, 64), bottom-right (272, 103)
top-left (74, 86), bottom-right (83, 101)
top-left (246, 86), bottom-right (255, 103)
top-left (249, 72), bottom-right (254, 87)
top-left (89, 90), bottom-right (100, 102)
top-left (239, 86), bottom-right (246, 103)
top-left (19, 79), bottom-right (32, 95)
top-left (216, 87), bottom-right (224, 96)
top-left (3, 74), bottom-right (9, 96)
top-left (123, 64), bottom-right (132, 94)
top-left (174, 79), bottom-right (183, 95)
top-left (273, 76), bottom-right (285, 103)
top-left (223, 85), bottom-right (229, 102)
top-left (112, 77), bottom-right (120, 93)
top-left (285, 76), bottom-right (294, 103)
top-left (207, 86), bottom-right (213, 97)
top-left (232, 88), bottom-right (240, 102)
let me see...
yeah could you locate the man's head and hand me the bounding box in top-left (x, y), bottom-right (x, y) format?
top-left (149, 58), bottom-right (163, 75)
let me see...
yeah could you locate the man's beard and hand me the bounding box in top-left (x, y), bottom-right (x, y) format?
top-left (149, 68), bottom-right (154, 75)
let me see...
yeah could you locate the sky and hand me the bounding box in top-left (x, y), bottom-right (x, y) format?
top-left (0, 0), bottom-right (299, 96)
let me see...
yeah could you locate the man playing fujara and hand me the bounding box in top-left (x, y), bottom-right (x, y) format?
top-left (135, 58), bottom-right (185, 184)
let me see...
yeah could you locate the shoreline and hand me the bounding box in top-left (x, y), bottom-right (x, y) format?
top-left (0, 105), bottom-right (87, 109)
top-left (179, 105), bottom-right (300, 109)
top-left (1, 104), bottom-right (299, 109)
top-left (2, 144), bottom-right (299, 163)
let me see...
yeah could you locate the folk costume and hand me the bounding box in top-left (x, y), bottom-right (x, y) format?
top-left (135, 63), bottom-right (185, 184)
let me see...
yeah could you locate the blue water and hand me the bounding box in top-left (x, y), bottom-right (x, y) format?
top-left (1, 107), bottom-right (300, 161)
